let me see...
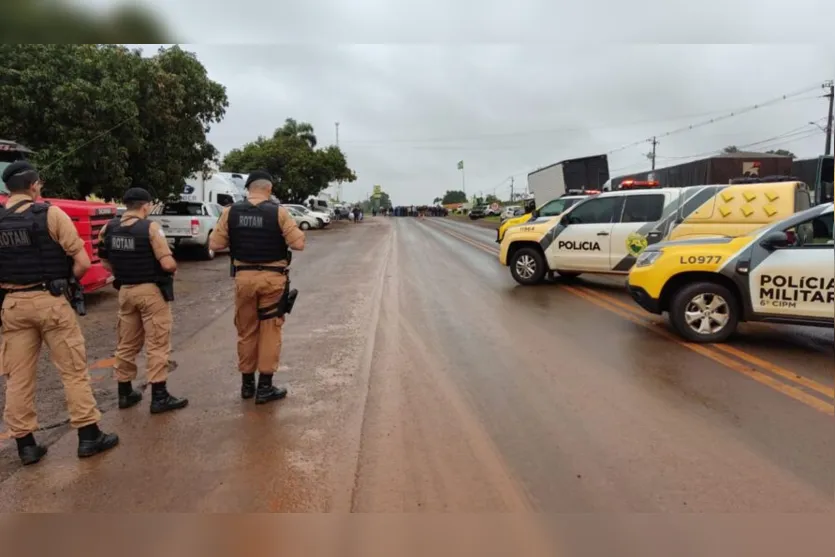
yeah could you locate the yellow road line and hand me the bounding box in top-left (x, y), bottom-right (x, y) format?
top-left (577, 286), bottom-right (835, 400)
top-left (566, 286), bottom-right (834, 416)
top-left (428, 222), bottom-right (833, 414)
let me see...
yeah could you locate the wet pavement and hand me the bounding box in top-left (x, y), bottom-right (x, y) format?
top-left (0, 217), bottom-right (832, 511)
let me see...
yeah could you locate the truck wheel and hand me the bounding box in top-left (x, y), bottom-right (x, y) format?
top-left (316, 218), bottom-right (325, 228)
top-left (669, 281), bottom-right (739, 343)
top-left (510, 247), bottom-right (547, 286)
top-left (300, 221), bottom-right (311, 230)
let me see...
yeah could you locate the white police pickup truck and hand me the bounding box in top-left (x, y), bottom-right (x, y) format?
top-left (148, 200), bottom-right (223, 260)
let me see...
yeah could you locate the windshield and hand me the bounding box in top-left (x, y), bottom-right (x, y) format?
top-left (162, 202), bottom-right (204, 216)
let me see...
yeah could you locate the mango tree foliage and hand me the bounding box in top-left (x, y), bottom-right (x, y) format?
top-left (222, 119), bottom-right (357, 204)
top-left (0, 44), bottom-right (228, 200)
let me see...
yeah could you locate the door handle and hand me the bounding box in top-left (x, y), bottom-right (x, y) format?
top-left (597, 231), bottom-right (610, 236)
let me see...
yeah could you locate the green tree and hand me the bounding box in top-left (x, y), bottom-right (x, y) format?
top-left (766, 149), bottom-right (796, 158)
top-left (222, 122), bottom-right (356, 204)
top-left (722, 145), bottom-right (740, 153)
top-left (433, 196), bottom-right (442, 204)
top-left (441, 190), bottom-right (467, 204)
top-left (273, 118), bottom-right (318, 149)
top-left (378, 192), bottom-right (392, 209)
top-left (0, 44), bottom-right (228, 200)
top-left (485, 194), bottom-right (500, 204)
top-left (1, 0), bottom-right (172, 43)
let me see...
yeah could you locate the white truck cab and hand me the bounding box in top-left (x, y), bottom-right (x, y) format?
top-left (182, 172), bottom-right (245, 207)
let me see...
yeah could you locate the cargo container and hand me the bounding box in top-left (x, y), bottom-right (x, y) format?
top-left (611, 151), bottom-right (794, 190)
top-left (527, 154), bottom-right (609, 204)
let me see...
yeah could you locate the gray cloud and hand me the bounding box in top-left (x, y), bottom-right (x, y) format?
top-left (91, 2), bottom-right (835, 204)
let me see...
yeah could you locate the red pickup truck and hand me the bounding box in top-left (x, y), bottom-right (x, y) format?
top-left (0, 140), bottom-right (117, 293)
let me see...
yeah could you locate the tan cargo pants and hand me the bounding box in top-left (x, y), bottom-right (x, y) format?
top-left (234, 271), bottom-right (287, 373)
top-left (1, 291), bottom-right (101, 438)
top-left (113, 283), bottom-right (173, 384)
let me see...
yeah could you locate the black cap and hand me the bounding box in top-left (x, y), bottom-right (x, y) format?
top-left (244, 170), bottom-right (273, 189)
top-left (1, 161), bottom-right (37, 184)
top-left (123, 187), bottom-right (153, 203)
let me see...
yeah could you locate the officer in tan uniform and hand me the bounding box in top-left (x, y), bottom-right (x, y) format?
top-left (97, 188), bottom-right (188, 414)
top-left (208, 170), bottom-right (305, 404)
top-left (0, 161), bottom-right (119, 466)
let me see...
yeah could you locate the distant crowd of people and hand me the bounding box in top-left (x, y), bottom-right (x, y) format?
top-left (386, 206), bottom-right (449, 217)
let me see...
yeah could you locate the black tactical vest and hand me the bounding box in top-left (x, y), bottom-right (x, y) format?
top-left (228, 201), bottom-right (288, 263)
top-left (101, 217), bottom-right (163, 285)
top-left (0, 201), bottom-right (70, 285)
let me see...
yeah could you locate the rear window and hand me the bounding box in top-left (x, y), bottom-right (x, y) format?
top-left (162, 202), bottom-right (203, 216)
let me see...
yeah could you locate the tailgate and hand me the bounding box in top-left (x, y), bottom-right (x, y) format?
top-left (150, 216), bottom-right (193, 238)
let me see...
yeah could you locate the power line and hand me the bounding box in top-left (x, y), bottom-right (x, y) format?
top-left (342, 89), bottom-right (823, 147)
top-left (605, 83), bottom-right (825, 156)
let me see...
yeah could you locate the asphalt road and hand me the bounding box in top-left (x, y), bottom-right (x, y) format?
top-left (0, 216), bottom-right (832, 512)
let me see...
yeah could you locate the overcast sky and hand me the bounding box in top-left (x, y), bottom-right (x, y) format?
top-left (88, 1), bottom-right (835, 205)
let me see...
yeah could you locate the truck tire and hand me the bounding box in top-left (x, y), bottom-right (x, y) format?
top-left (300, 221), bottom-right (311, 230)
top-left (509, 247), bottom-right (547, 286)
top-left (668, 281), bottom-right (739, 343)
top-left (316, 218), bottom-right (325, 228)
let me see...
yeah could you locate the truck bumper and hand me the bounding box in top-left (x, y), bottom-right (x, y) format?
top-left (627, 285), bottom-right (662, 314)
top-left (81, 264), bottom-right (114, 294)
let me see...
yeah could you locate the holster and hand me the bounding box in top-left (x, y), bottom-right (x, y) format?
top-left (157, 275), bottom-right (175, 302)
top-left (256, 279), bottom-right (299, 321)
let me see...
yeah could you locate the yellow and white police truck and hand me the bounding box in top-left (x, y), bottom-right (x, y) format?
top-left (627, 203), bottom-right (834, 342)
top-left (499, 180), bottom-right (811, 286)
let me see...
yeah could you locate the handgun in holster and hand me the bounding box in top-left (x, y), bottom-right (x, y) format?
top-left (256, 278), bottom-right (299, 321)
top-left (48, 278), bottom-right (86, 316)
top-left (156, 274), bottom-right (175, 302)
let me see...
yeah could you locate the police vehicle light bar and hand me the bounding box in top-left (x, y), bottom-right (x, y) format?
top-left (565, 189), bottom-right (601, 196)
top-left (619, 180), bottom-right (659, 190)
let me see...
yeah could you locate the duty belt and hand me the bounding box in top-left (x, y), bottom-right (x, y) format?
top-left (233, 264), bottom-right (288, 274)
top-left (2, 283), bottom-right (49, 293)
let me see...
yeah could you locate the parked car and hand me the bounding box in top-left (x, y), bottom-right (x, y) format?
top-left (286, 206), bottom-right (321, 230)
top-left (469, 205), bottom-right (488, 220)
top-left (148, 200), bottom-right (223, 260)
top-left (501, 205), bottom-right (521, 220)
top-left (285, 204), bottom-right (331, 228)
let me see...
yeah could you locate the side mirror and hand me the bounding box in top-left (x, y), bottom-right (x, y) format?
top-left (760, 231), bottom-right (790, 250)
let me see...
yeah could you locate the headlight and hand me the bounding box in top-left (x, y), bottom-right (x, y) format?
top-left (635, 250), bottom-right (662, 268)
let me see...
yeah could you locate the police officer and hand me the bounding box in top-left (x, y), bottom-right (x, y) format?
top-left (97, 188), bottom-right (188, 414)
top-left (208, 170), bottom-right (305, 404)
top-left (0, 161), bottom-right (119, 465)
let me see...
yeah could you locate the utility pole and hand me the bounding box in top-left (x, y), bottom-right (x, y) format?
top-left (510, 177), bottom-right (514, 202)
top-left (824, 81), bottom-right (834, 156)
top-left (649, 136), bottom-right (658, 170)
top-left (335, 122), bottom-right (342, 201)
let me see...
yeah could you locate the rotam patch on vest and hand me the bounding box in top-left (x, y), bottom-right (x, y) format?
top-left (110, 235), bottom-right (136, 251)
top-left (237, 215), bottom-right (264, 228)
top-left (0, 228), bottom-right (32, 248)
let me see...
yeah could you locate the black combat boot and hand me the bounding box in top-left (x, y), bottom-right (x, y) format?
top-left (16, 433), bottom-right (47, 466)
top-left (241, 372), bottom-right (256, 400)
top-left (77, 424), bottom-right (120, 458)
top-left (117, 381), bottom-right (143, 409)
top-left (255, 373), bottom-right (287, 405)
top-left (149, 381), bottom-right (189, 414)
